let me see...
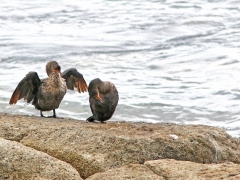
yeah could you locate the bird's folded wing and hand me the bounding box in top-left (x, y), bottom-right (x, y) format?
top-left (62, 68), bottom-right (88, 93)
top-left (9, 71), bottom-right (41, 104)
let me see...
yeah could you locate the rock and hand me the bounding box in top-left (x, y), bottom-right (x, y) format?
top-left (86, 164), bottom-right (164, 180)
top-left (0, 113), bottom-right (239, 179)
top-left (0, 137), bottom-right (82, 180)
top-left (144, 159), bottom-right (240, 180)
top-left (87, 159), bottom-right (240, 180)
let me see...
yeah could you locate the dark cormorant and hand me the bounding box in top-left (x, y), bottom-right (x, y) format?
top-left (86, 78), bottom-right (118, 123)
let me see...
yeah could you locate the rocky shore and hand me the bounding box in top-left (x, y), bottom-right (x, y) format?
top-left (0, 113), bottom-right (240, 179)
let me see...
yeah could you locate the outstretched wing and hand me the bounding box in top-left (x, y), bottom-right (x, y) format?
top-left (9, 72), bottom-right (41, 104)
top-left (62, 68), bottom-right (88, 93)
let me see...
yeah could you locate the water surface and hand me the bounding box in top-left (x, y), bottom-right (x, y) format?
top-left (1, 0), bottom-right (240, 137)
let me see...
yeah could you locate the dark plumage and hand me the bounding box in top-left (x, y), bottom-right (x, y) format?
top-left (86, 78), bottom-right (119, 123)
top-left (9, 61), bottom-right (88, 117)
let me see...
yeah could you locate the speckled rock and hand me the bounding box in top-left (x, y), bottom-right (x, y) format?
top-left (86, 164), bottom-right (164, 180)
top-left (0, 137), bottom-right (82, 180)
top-left (0, 113), bottom-right (239, 179)
top-left (145, 159), bottom-right (240, 180)
top-left (86, 159), bottom-right (240, 180)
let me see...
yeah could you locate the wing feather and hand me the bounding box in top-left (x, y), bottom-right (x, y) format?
top-left (9, 72), bottom-right (41, 105)
top-left (62, 68), bottom-right (88, 93)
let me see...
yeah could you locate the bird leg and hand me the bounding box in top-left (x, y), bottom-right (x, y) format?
top-left (48, 109), bottom-right (57, 118)
top-left (40, 110), bottom-right (57, 118)
top-left (53, 109), bottom-right (57, 118)
top-left (40, 110), bottom-right (44, 117)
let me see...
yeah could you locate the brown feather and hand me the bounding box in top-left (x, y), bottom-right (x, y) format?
top-left (74, 78), bottom-right (88, 93)
top-left (76, 81), bottom-right (80, 93)
top-left (80, 79), bottom-right (85, 92)
top-left (80, 82), bottom-right (83, 93)
top-left (80, 82), bottom-right (83, 92)
top-left (83, 82), bottom-right (87, 91)
top-left (9, 89), bottom-right (20, 104)
top-left (78, 81), bottom-right (82, 93)
top-left (82, 80), bottom-right (86, 92)
top-left (80, 81), bottom-right (83, 93)
top-left (83, 79), bottom-right (88, 91)
top-left (80, 79), bottom-right (84, 93)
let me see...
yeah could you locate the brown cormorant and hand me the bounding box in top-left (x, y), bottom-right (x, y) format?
top-left (9, 61), bottom-right (88, 117)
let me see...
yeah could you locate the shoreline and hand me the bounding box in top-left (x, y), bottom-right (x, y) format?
top-left (1, 113), bottom-right (240, 179)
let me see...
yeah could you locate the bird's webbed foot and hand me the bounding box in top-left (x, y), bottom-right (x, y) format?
top-left (47, 115), bottom-right (57, 118)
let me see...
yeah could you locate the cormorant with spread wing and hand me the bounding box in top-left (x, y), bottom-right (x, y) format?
top-left (9, 61), bottom-right (88, 117)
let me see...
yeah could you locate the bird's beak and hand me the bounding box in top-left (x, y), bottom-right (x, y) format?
top-left (96, 93), bottom-right (102, 101)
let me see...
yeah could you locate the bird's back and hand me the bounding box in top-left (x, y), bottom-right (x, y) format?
top-left (34, 72), bottom-right (66, 111)
top-left (89, 80), bottom-right (119, 121)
